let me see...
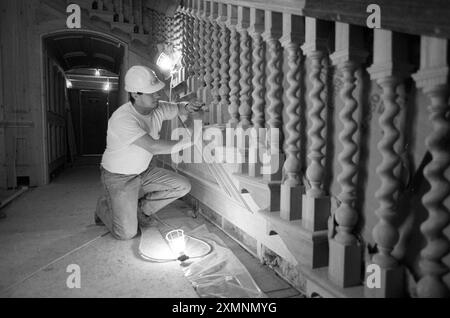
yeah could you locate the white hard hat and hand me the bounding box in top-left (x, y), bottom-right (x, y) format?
top-left (124, 65), bottom-right (165, 94)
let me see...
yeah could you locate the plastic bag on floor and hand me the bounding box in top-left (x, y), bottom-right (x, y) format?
top-left (181, 225), bottom-right (266, 298)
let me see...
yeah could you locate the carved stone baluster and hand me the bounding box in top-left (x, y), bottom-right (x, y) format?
top-left (306, 55), bottom-right (324, 195)
top-left (169, 8), bottom-right (183, 84)
top-left (143, 8), bottom-right (151, 35)
top-left (176, 9), bottom-right (184, 53)
top-left (201, 2), bottom-right (213, 104)
top-left (227, 4), bottom-right (240, 126)
top-left (237, 6), bottom-right (252, 128)
top-left (98, 0), bottom-right (104, 10)
top-left (248, 8), bottom-right (265, 177)
top-left (160, 10), bottom-right (165, 39)
top-left (116, 0), bottom-right (122, 15)
top-left (153, 10), bottom-right (158, 40)
top-left (171, 8), bottom-right (179, 46)
top-left (249, 10), bottom-right (265, 129)
top-left (210, 3), bottom-right (221, 125)
top-left (123, 0), bottom-right (132, 23)
top-left (186, 9), bottom-right (195, 81)
top-left (159, 14), bottom-right (164, 40)
top-left (157, 10), bottom-right (162, 43)
top-left (166, 16), bottom-right (171, 41)
top-left (155, 10), bottom-right (160, 38)
top-left (167, 16), bottom-right (174, 43)
top-left (173, 10), bottom-right (180, 51)
top-left (412, 36), bottom-right (450, 298)
top-left (229, 6), bottom-right (251, 173)
top-left (261, 10), bottom-right (283, 182)
top-left (328, 22), bottom-right (368, 287)
top-left (180, 8), bottom-right (188, 69)
top-left (113, 0), bottom-right (123, 22)
top-left (279, 13), bottom-right (304, 221)
top-left (366, 30), bottom-right (412, 298)
top-left (159, 13), bottom-right (164, 41)
top-left (165, 14), bottom-right (170, 41)
top-left (179, 5), bottom-right (188, 74)
top-left (301, 18), bottom-right (331, 237)
top-left (132, 0), bottom-right (139, 29)
top-left (196, 1), bottom-right (206, 101)
top-left (135, 0), bottom-right (143, 33)
top-left (107, 0), bottom-right (115, 11)
top-left (163, 13), bottom-right (168, 41)
top-left (191, 1), bottom-right (201, 93)
top-left (166, 15), bottom-right (171, 41)
top-left (107, 0), bottom-right (114, 11)
top-left (216, 3), bottom-right (230, 125)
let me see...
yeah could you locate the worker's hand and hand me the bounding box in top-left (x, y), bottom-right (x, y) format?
top-left (181, 101), bottom-right (205, 114)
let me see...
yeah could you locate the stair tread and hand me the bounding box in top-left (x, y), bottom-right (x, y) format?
top-left (259, 210), bottom-right (328, 241)
top-left (232, 172), bottom-right (282, 186)
top-left (303, 266), bottom-right (365, 298)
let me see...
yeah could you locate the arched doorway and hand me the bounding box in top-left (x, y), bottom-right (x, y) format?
top-left (42, 30), bottom-right (126, 181)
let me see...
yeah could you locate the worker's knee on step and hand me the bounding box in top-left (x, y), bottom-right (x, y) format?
top-left (112, 228), bottom-right (137, 241)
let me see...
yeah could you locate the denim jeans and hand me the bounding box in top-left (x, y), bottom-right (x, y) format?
top-left (95, 163), bottom-right (191, 240)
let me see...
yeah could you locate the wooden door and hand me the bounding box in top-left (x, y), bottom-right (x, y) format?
top-left (80, 91), bottom-right (108, 155)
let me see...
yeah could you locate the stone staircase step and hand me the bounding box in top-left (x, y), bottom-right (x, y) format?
top-left (258, 209), bottom-right (328, 269)
top-left (232, 172), bottom-right (281, 212)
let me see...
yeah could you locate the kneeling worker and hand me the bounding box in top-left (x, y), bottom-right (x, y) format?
top-left (95, 65), bottom-right (201, 240)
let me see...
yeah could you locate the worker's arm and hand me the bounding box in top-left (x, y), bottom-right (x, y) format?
top-left (177, 101), bottom-right (205, 117)
top-left (132, 134), bottom-right (192, 155)
top-left (157, 101), bottom-right (204, 122)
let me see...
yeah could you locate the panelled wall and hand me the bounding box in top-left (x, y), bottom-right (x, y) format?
top-left (0, 0), bottom-right (38, 188)
top-left (154, 0), bottom-right (449, 298)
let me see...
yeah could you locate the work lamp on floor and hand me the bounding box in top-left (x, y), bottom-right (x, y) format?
top-left (166, 229), bottom-right (186, 259)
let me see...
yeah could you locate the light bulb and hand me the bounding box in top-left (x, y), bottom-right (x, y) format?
top-left (166, 229), bottom-right (186, 256)
top-left (66, 80), bottom-right (72, 88)
top-left (95, 69), bottom-right (101, 77)
top-left (157, 53), bottom-right (174, 72)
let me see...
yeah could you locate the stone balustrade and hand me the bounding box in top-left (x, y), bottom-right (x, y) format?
top-left (81, 0), bottom-right (450, 298)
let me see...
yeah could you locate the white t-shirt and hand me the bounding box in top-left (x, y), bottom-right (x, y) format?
top-left (101, 101), bottom-right (178, 175)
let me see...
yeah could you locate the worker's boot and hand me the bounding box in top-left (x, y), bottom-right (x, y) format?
top-left (137, 206), bottom-right (158, 228)
top-left (95, 214), bottom-right (104, 226)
